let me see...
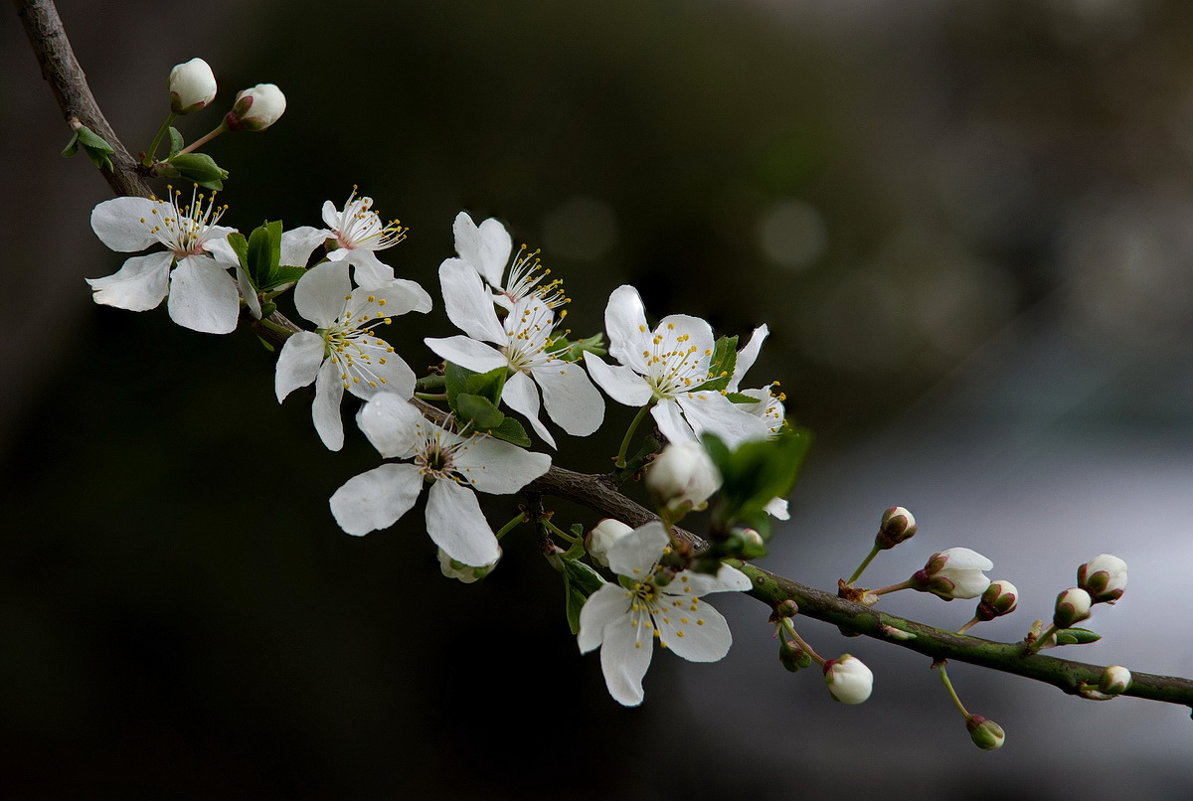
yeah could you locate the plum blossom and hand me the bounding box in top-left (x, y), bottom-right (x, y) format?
top-left (330, 394), bottom-right (550, 566)
top-left (1077, 553), bottom-right (1128, 604)
top-left (86, 187), bottom-right (241, 333)
top-left (909, 547), bottom-right (993, 600)
top-left (823, 654), bottom-right (874, 704)
top-left (582, 285), bottom-right (771, 449)
top-left (577, 521), bottom-right (750, 706)
top-left (225, 83), bottom-right (286, 131)
top-left (451, 211), bottom-right (568, 311)
top-left (425, 260), bottom-right (604, 447)
top-left (274, 260), bottom-right (428, 450)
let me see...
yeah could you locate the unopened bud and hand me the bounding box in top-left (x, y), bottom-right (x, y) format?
top-left (646, 441), bottom-right (721, 518)
top-left (974, 579), bottom-right (1019, 621)
top-left (586, 519), bottom-right (633, 567)
top-left (775, 599), bottom-right (799, 618)
top-left (438, 547), bottom-right (500, 583)
top-left (875, 506), bottom-right (917, 549)
top-left (778, 640), bottom-right (814, 672)
top-left (225, 83), bottom-right (286, 132)
top-left (965, 715), bottom-right (1006, 750)
top-left (169, 57), bottom-right (217, 114)
top-left (1077, 553), bottom-right (1128, 604)
top-left (909, 547), bottom-right (993, 600)
top-left (1099, 665), bottom-right (1132, 695)
top-left (1053, 587), bottom-right (1092, 629)
top-left (823, 654), bottom-right (873, 704)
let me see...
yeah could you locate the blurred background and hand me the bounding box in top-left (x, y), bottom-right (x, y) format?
top-left (4, 0), bottom-right (1193, 797)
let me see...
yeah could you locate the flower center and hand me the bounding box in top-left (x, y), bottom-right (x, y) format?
top-left (322, 294), bottom-right (395, 390)
top-left (143, 184), bottom-right (228, 258)
top-left (641, 323), bottom-right (713, 398)
top-left (503, 244), bottom-right (570, 310)
top-left (501, 300), bottom-right (563, 373)
top-left (412, 428), bottom-right (465, 483)
top-left (332, 187), bottom-right (407, 252)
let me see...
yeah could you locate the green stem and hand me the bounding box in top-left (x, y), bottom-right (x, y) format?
top-left (846, 544), bottom-right (882, 586)
top-left (871, 579), bottom-right (913, 596)
top-left (143, 112), bottom-right (176, 166)
top-left (176, 123), bottom-right (226, 156)
top-left (956, 617), bottom-right (980, 635)
top-left (615, 403), bottom-right (654, 468)
top-left (1027, 624), bottom-right (1059, 654)
top-left (257, 317), bottom-right (294, 337)
top-left (780, 618), bottom-right (826, 666)
top-left (414, 392), bottom-right (448, 401)
top-left (494, 511), bottom-right (527, 541)
top-left (938, 663), bottom-right (970, 718)
top-left (543, 518), bottom-right (580, 544)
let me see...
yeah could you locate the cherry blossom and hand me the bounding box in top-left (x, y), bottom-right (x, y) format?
top-left (451, 211), bottom-right (567, 311)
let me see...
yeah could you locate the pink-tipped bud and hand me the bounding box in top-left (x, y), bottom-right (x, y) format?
top-left (974, 579), bottom-right (1019, 621)
top-left (1053, 587), bottom-right (1093, 629)
top-left (909, 547), bottom-right (993, 600)
top-left (1077, 553), bottom-right (1127, 604)
top-left (225, 83), bottom-right (286, 132)
top-left (1099, 665), bottom-right (1132, 695)
top-left (875, 506), bottom-right (917, 550)
top-left (823, 654), bottom-right (873, 704)
top-left (169, 57), bottom-right (217, 114)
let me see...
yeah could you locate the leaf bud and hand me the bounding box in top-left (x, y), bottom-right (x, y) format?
top-left (169, 57), bottom-right (217, 114)
top-left (974, 579), bottom-right (1019, 621)
top-left (909, 547), bottom-right (993, 600)
top-left (1053, 587), bottom-right (1092, 629)
top-left (586, 519), bottom-right (633, 567)
top-left (438, 547), bottom-right (501, 584)
top-left (225, 83), bottom-right (287, 132)
top-left (875, 506), bottom-right (917, 550)
top-left (965, 715), bottom-right (1006, 750)
top-left (1077, 553), bottom-right (1128, 604)
top-left (646, 441), bottom-right (721, 518)
top-left (822, 654), bottom-right (873, 704)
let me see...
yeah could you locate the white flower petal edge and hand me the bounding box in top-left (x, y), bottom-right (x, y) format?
top-left (577, 521), bottom-right (749, 706)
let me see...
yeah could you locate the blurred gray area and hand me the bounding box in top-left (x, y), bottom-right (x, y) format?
top-left (3, 0), bottom-right (1193, 797)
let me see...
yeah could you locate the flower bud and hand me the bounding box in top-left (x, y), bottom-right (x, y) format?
top-left (438, 547), bottom-right (500, 583)
top-left (586, 519), bottom-right (633, 567)
top-left (1099, 665), bottom-right (1132, 695)
top-left (875, 506), bottom-right (917, 550)
top-left (169, 57), bottom-right (217, 114)
top-left (779, 640), bottom-right (814, 672)
top-left (965, 715), bottom-right (1006, 750)
top-left (974, 579), bottom-right (1018, 621)
top-left (1053, 587), bottom-right (1092, 629)
top-left (225, 83), bottom-right (286, 132)
top-left (1077, 553), bottom-right (1127, 604)
top-left (910, 547), bottom-right (993, 600)
top-left (823, 654), bottom-right (873, 704)
top-left (646, 441), bottom-right (721, 517)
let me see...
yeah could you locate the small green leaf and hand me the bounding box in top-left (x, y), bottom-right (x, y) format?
top-left (60, 132), bottom-right (80, 157)
top-left (165, 152), bottom-right (228, 190)
top-left (562, 558), bottom-right (607, 634)
top-left (167, 126), bottom-right (185, 158)
top-left (455, 393), bottom-right (506, 431)
top-left (246, 220), bottom-right (282, 288)
top-left (705, 428), bottom-right (812, 535)
top-left (693, 335), bottom-right (739, 392)
top-left (225, 232), bottom-right (249, 265)
top-left (1055, 627), bottom-right (1101, 645)
top-left (725, 391), bottom-right (759, 404)
top-left (551, 333), bottom-right (607, 362)
top-left (487, 416), bottom-right (531, 447)
top-left (262, 265), bottom-right (307, 290)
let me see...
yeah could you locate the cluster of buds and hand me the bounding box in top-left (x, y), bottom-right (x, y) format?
top-left (167, 58), bottom-right (286, 132)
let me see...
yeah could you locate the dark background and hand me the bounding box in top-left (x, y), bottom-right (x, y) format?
top-left (4, 1), bottom-right (1193, 798)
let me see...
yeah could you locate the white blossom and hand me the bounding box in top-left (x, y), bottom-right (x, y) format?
top-left (823, 654), bottom-right (873, 704)
top-left (86, 188), bottom-right (241, 334)
top-left (646, 440), bottom-right (721, 516)
top-left (169, 57), bottom-right (217, 114)
top-left (912, 547), bottom-right (993, 600)
top-left (586, 519), bottom-right (633, 567)
top-left (1053, 587), bottom-right (1093, 628)
top-left (305, 188), bottom-right (430, 292)
top-left (330, 394), bottom-right (550, 566)
top-left (426, 260), bottom-right (603, 447)
top-left (226, 83), bottom-right (286, 131)
top-left (577, 521), bottom-right (750, 706)
top-left (452, 211), bottom-right (568, 311)
top-left (274, 260), bottom-right (428, 450)
top-left (583, 285), bottom-right (771, 449)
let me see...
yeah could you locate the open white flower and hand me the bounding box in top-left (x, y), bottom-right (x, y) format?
top-left (86, 188), bottom-right (241, 333)
top-left (307, 188), bottom-right (428, 292)
top-left (426, 260), bottom-right (604, 447)
top-left (452, 211), bottom-right (567, 311)
top-left (582, 285), bottom-right (771, 449)
top-left (577, 521), bottom-right (751, 706)
top-left (275, 260), bottom-right (428, 450)
top-left (330, 394), bottom-right (551, 566)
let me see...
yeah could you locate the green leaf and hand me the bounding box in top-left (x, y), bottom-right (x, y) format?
top-left (165, 152), bottom-right (228, 190)
top-left (1055, 627), bottom-right (1101, 645)
top-left (445, 363), bottom-right (508, 410)
top-left (487, 416), bottom-right (531, 447)
top-left (225, 232), bottom-right (249, 265)
top-left (551, 333), bottom-right (607, 362)
top-left (455, 393), bottom-right (506, 431)
top-left (167, 126), bottom-right (185, 158)
top-left (262, 265), bottom-right (307, 290)
top-left (562, 558), bottom-right (606, 634)
top-left (60, 132), bottom-right (80, 157)
top-left (246, 220), bottom-right (282, 288)
top-left (693, 335), bottom-right (738, 392)
top-left (705, 428), bottom-right (813, 535)
top-left (725, 391), bottom-right (759, 404)
top-left (75, 125), bottom-right (114, 152)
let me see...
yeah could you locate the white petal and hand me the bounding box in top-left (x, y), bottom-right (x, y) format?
top-left (346, 250), bottom-right (396, 288)
top-left (167, 256), bottom-right (240, 334)
top-left (604, 285), bottom-right (651, 373)
top-left (313, 361), bottom-right (346, 450)
top-left (765, 496), bottom-right (790, 520)
top-left (655, 596), bottom-right (732, 662)
top-left (439, 259), bottom-right (505, 342)
top-left (502, 371), bottom-right (555, 448)
top-left (577, 583), bottom-right (626, 653)
top-left (598, 606), bottom-right (654, 706)
top-left (531, 361), bottom-right (605, 436)
top-left (86, 252), bottom-right (171, 311)
top-left (344, 345), bottom-right (417, 401)
top-left (651, 398), bottom-right (698, 445)
top-left (295, 261), bottom-right (350, 328)
top-left (202, 233), bottom-right (240, 267)
top-left (274, 331), bottom-right (325, 401)
top-left (280, 225), bottom-right (328, 267)
top-left (582, 352), bottom-right (654, 407)
top-left (656, 314), bottom-right (716, 358)
top-left (454, 212), bottom-right (512, 287)
top-left (939, 547), bottom-right (994, 571)
top-left (329, 463), bottom-right (423, 536)
top-left (424, 335), bottom-right (508, 374)
top-left (235, 263), bottom-right (262, 320)
top-left (358, 393), bottom-right (424, 458)
top-left (455, 435), bottom-right (551, 494)
top-left (607, 521), bottom-right (669, 578)
top-left (425, 480), bottom-right (501, 566)
top-left (672, 563), bottom-right (753, 596)
top-left (378, 278), bottom-right (433, 315)
top-left (675, 392), bottom-right (771, 448)
top-left (729, 324), bottom-right (768, 391)
top-left (90, 197), bottom-right (160, 252)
